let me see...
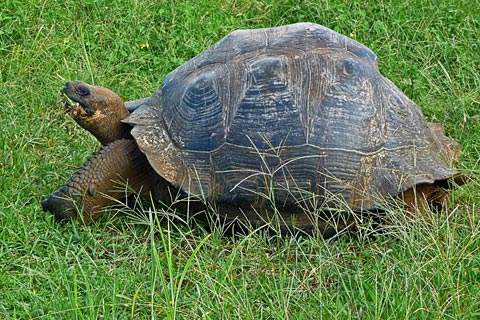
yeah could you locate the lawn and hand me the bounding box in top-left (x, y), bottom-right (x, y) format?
top-left (1, 0), bottom-right (479, 319)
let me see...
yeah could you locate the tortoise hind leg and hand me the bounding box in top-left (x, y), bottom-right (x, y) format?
top-left (401, 183), bottom-right (450, 213)
top-left (41, 139), bottom-right (159, 223)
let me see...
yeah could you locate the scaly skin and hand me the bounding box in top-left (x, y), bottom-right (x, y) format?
top-left (42, 139), bottom-right (157, 222)
top-left (42, 81), bottom-right (160, 222)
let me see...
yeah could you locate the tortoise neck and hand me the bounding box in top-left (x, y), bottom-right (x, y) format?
top-left (94, 103), bottom-right (131, 146)
top-left (97, 120), bottom-right (132, 145)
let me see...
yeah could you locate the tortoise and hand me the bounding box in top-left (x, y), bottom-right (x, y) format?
top-left (41, 22), bottom-right (464, 235)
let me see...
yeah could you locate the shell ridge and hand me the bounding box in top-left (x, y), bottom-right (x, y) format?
top-left (131, 22), bottom-right (462, 213)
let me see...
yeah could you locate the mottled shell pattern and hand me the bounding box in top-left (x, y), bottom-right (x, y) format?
top-left (125, 22), bottom-right (460, 213)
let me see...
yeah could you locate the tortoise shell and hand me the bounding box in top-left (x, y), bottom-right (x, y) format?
top-left (125, 22), bottom-right (460, 217)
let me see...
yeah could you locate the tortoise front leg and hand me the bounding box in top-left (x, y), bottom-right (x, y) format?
top-left (41, 139), bottom-right (158, 223)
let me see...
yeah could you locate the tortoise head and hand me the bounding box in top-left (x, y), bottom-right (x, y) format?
top-left (63, 81), bottom-right (131, 145)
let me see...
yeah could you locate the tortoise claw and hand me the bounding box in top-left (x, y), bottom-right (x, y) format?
top-left (41, 193), bottom-right (78, 221)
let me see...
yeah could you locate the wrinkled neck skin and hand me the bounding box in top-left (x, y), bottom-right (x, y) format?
top-left (73, 100), bottom-right (131, 146)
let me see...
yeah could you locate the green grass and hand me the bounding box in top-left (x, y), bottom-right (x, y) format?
top-left (1, 0), bottom-right (479, 318)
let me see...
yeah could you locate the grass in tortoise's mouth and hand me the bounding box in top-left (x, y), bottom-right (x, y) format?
top-left (62, 93), bottom-right (79, 112)
top-left (62, 94), bottom-right (95, 117)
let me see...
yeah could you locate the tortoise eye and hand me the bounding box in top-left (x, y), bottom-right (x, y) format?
top-left (76, 88), bottom-right (90, 96)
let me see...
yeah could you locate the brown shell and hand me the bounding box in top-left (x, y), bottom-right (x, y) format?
top-left (126, 23), bottom-right (461, 216)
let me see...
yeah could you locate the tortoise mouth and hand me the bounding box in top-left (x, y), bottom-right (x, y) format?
top-left (62, 93), bottom-right (95, 117)
top-left (62, 93), bottom-right (77, 111)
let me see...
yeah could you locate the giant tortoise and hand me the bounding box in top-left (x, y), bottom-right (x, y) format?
top-left (41, 23), bottom-right (463, 235)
